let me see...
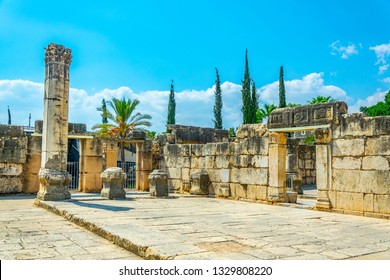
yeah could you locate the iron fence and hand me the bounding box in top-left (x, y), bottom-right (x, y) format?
top-left (67, 161), bottom-right (79, 190)
top-left (117, 161), bottom-right (136, 188)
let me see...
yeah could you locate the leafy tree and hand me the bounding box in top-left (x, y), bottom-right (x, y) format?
top-left (308, 96), bottom-right (334, 104)
top-left (167, 80), bottom-right (176, 131)
top-left (256, 104), bottom-right (277, 123)
top-left (360, 90), bottom-right (390, 116)
top-left (286, 103), bottom-right (301, 107)
top-left (146, 131), bottom-right (157, 140)
top-left (241, 49), bottom-right (257, 124)
top-left (213, 68), bottom-right (223, 129)
top-left (279, 66), bottom-right (286, 108)
top-left (228, 127), bottom-right (236, 138)
top-left (7, 106), bottom-right (11, 125)
top-left (92, 97), bottom-right (152, 170)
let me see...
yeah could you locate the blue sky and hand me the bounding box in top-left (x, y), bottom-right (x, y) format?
top-left (0, 0), bottom-right (389, 133)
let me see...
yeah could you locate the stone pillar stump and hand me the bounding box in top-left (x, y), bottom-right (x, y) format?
top-left (148, 169), bottom-right (168, 197)
top-left (190, 170), bottom-right (209, 195)
top-left (100, 167), bottom-right (126, 199)
top-left (37, 168), bottom-right (71, 200)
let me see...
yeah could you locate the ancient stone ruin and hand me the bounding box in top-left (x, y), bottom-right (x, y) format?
top-left (1, 44), bottom-right (389, 219)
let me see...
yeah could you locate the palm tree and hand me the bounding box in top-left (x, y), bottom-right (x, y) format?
top-left (308, 96), bottom-right (334, 104)
top-left (92, 97), bottom-right (152, 170)
top-left (256, 104), bottom-right (277, 123)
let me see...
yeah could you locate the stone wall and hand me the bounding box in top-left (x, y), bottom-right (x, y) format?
top-left (298, 145), bottom-right (316, 185)
top-left (0, 125), bottom-right (27, 193)
top-left (330, 113), bottom-right (390, 217)
top-left (160, 124), bottom-right (270, 200)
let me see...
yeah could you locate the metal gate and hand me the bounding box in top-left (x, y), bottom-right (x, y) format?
top-left (117, 161), bottom-right (136, 188)
top-left (67, 161), bottom-right (79, 190)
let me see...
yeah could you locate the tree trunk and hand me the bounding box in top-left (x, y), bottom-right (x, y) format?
top-left (120, 141), bottom-right (126, 172)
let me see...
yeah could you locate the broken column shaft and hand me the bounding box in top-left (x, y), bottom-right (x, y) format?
top-left (37, 43), bottom-right (72, 201)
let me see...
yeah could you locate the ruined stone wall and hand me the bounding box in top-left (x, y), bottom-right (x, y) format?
top-left (160, 124), bottom-right (269, 200)
top-left (330, 113), bottom-right (390, 217)
top-left (0, 125), bottom-right (27, 193)
top-left (298, 145), bottom-right (316, 185)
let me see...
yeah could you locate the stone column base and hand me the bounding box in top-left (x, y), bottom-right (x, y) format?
top-left (316, 198), bottom-right (332, 210)
top-left (37, 168), bottom-right (71, 201)
top-left (100, 167), bottom-right (126, 199)
top-left (267, 186), bottom-right (286, 202)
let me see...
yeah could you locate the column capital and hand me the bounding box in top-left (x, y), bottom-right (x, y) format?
top-left (314, 128), bottom-right (332, 144)
top-left (45, 43), bottom-right (72, 65)
top-left (269, 132), bottom-right (287, 145)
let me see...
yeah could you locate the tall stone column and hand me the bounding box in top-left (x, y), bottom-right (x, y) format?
top-left (37, 43), bottom-right (72, 201)
top-left (286, 138), bottom-right (303, 194)
top-left (268, 132), bottom-right (287, 202)
top-left (314, 128), bottom-right (332, 210)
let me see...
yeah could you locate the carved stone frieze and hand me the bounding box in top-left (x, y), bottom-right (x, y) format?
top-left (268, 101), bottom-right (348, 129)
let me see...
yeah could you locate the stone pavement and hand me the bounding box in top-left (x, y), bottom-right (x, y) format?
top-left (28, 191), bottom-right (390, 260)
top-left (0, 195), bottom-right (142, 260)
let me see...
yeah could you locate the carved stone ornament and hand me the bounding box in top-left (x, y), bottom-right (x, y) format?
top-left (44, 43), bottom-right (72, 64)
top-left (314, 128), bottom-right (332, 144)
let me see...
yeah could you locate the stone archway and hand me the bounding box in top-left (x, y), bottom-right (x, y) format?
top-left (268, 101), bottom-right (348, 209)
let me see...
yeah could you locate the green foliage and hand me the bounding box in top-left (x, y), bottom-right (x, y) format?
top-left (256, 104), bottom-right (277, 123)
top-left (241, 49), bottom-right (258, 124)
top-left (301, 134), bottom-right (316, 145)
top-left (360, 90), bottom-right (390, 116)
top-left (308, 96), bottom-right (335, 104)
top-left (279, 66), bottom-right (286, 108)
top-left (228, 127), bottom-right (236, 138)
top-left (213, 68), bottom-right (223, 129)
top-left (146, 131), bottom-right (157, 140)
top-left (7, 106), bottom-right (11, 125)
top-left (98, 99), bottom-right (108, 124)
top-left (92, 97), bottom-right (152, 171)
top-left (286, 103), bottom-right (301, 107)
top-left (167, 80), bottom-right (176, 130)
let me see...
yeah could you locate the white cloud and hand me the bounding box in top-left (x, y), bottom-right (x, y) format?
top-left (383, 77), bottom-right (390, 83)
top-left (370, 42), bottom-right (390, 74)
top-left (349, 89), bottom-right (388, 113)
top-left (330, 41), bottom-right (359, 59)
top-left (0, 75), bottom-right (350, 133)
top-left (259, 72), bottom-right (349, 105)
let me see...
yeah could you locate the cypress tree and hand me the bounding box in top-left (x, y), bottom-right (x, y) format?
top-left (279, 66), bottom-right (286, 108)
top-left (213, 68), bottom-right (223, 129)
top-left (7, 106), bottom-right (11, 125)
top-left (101, 99), bottom-right (108, 124)
top-left (241, 49), bottom-right (252, 124)
top-left (167, 80), bottom-right (176, 130)
top-left (251, 80), bottom-right (258, 123)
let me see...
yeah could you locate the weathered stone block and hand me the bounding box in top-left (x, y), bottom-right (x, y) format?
top-left (220, 169), bottom-right (230, 183)
top-left (332, 139), bottom-right (365, 157)
top-left (167, 167), bottom-right (181, 179)
top-left (305, 159), bottom-right (314, 169)
top-left (286, 191), bottom-right (298, 203)
top-left (37, 168), bottom-right (71, 201)
top-left (0, 177), bottom-right (23, 193)
top-left (182, 168), bottom-right (190, 181)
top-left (230, 183), bottom-right (247, 199)
top-left (214, 183), bottom-right (230, 198)
top-left (205, 156), bottom-right (215, 169)
top-left (365, 136), bottom-right (390, 155)
top-left (251, 155), bottom-right (268, 168)
top-left (148, 169), bottom-right (168, 197)
top-left (373, 195), bottom-right (390, 214)
top-left (190, 170), bottom-right (209, 195)
top-left (215, 155), bottom-right (229, 168)
top-left (333, 157), bottom-right (362, 170)
top-left (100, 167), bottom-right (126, 199)
top-left (362, 156), bottom-right (389, 170)
top-left (247, 185), bottom-right (267, 201)
top-left (363, 193), bottom-right (374, 212)
top-left (335, 191), bottom-right (363, 212)
top-left (231, 168), bottom-right (268, 185)
top-left (203, 143), bottom-right (217, 156)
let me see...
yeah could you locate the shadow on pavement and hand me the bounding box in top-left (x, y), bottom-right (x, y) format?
top-left (69, 200), bottom-right (133, 212)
